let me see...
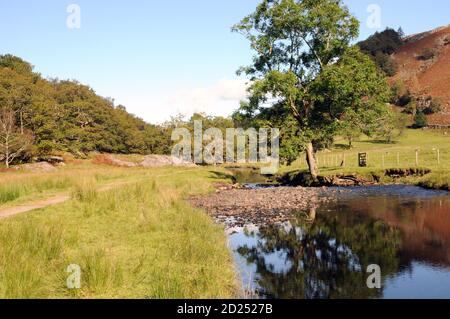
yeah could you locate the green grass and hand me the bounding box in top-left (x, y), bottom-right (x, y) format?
top-left (0, 165), bottom-right (159, 208)
top-left (285, 129), bottom-right (450, 172)
top-left (0, 167), bottom-right (238, 298)
top-left (281, 129), bottom-right (450, 189)
top-left (0, 175), bottom-right (73, 205)
top-left (418, 170), bottom-right (450, 190)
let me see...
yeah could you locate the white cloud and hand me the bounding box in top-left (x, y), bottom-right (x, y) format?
top-left (166, 78), bottom-right (249, 119)
top-left (108, 78), bottom-right (249, 124)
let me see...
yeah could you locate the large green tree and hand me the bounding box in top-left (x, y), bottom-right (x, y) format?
top-left (234, 0), bottom-right (391, 178)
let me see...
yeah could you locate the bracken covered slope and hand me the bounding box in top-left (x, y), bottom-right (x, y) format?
top-left (392, 26), bottom-right (450, 125)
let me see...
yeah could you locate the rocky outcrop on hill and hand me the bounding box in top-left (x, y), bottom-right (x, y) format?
top-left (92, 154), bottom-right (195, 168)
top-left (13, 162), bottom-right (58, 173)
top-left (35, 156), bottom-right (65, 165)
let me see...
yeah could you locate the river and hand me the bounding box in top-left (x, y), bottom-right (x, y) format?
top-left (227, 185), bottom-right (450, 299)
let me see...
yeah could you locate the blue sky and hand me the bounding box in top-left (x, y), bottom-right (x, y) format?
top-left (0, 0), bottom-right (449, 123)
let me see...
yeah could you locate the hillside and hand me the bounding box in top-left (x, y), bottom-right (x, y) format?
top-left (391, 25), bottom-right (450, 126)
top-left (0, 55), bottom-right (171, 164)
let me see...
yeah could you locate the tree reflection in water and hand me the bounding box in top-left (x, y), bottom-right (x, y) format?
top-left (236, 206), bottom-right (402, 299)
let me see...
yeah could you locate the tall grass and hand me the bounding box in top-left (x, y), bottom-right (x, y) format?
top-left (419, 171), bottom-right (450, 190)
top-left (0, 168), bottom-right (238, 298)
top-left (71, 178), bottom-right (98, 203)
top-left (0, 221), bottom-right (65, 298)
top-left (0, 165), bottom-right (154, 207)
top-left (0, 176), bottom-right (72, 205)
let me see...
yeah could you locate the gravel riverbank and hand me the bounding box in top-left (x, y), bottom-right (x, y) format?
top-left (189, 186), bottom-right (335, 227)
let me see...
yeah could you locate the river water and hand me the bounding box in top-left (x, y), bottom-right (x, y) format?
top-left (227, 185), bottom-right (450, 299)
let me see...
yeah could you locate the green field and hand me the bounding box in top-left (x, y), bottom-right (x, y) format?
top-left (282, 129), bottom-right (450, 189)
top-left (0, 166), bottom-right (238, 298)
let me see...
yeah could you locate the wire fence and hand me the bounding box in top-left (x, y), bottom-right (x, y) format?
top-left (295, 147), bottom-right (449, 170)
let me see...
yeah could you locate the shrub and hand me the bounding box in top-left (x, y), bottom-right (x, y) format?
top-left (404, 100), bottom-right (417, 115)
top-left (395, 90), bottom-right (413, 107)
top-left (425, 98), bottom-right (443, 114)
top-left (36, 140), bottom-right (58, 156)
top-left (374, 52), bottom-right (398, 76)
top-left (444, 35), bottom-right (450, 45)
top-left (412, 112), bottom-right (428, 129)
top-left (418, 48), bottom-right (436, 61)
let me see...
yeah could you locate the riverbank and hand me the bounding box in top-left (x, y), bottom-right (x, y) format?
top-left (0, 165), bottom-right (238, 298)
top-left (277, 168), bottom-right (450, 191)
top-left (190, 186), bottom-right (335, 228)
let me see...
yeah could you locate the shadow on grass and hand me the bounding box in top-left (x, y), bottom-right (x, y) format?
top-left (361, 139), bottom-right (399, 145)
top-left (208, 170), bottom-right (237, 183)
top-left (334, 144), bottom-right (351, 150)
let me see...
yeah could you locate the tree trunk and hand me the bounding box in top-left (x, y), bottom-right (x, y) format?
top-left (5, 139), bottom-right (9, 168)
top-left (20, 111), bottom-right (24, 135)
top-left (5, 148), bottom-right (9, 168)
top-left (306, 142), bottom-right (319, 179)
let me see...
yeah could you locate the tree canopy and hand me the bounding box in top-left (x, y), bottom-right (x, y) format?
top-left (357, 28), bottom-right (404, 76)
top-left (0, 54), bottom-right (171, 164)
top-left (234, 0), bottom-right (392, 177)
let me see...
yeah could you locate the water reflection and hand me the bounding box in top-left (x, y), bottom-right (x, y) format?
top-left (229, 186), bottom-right (450, 299)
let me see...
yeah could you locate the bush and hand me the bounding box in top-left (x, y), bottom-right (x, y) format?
top-left (404, 100), bottom-right (417, 115)
top-left (395, 89), bottom-right (413, 107)
top-left (425, 98), bottom-right (443, 114)
top-left (418, 48), bottom-right (436, 61)
top-left (374, 52), bottom-right (398, 76)
top-left (36, 141), bottom-right (58, 156)
top-left (444, 35), bottom-right (450, 45)
top-left (412, 112), bottom-right (428, 129)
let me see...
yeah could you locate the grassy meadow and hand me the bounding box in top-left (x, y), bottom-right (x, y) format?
top-left (0, 168), bottom-right (131, 209)
top-left (0, 165), bottom-right (238, 298)
top-left (282, 129), bottom-right (450, 190)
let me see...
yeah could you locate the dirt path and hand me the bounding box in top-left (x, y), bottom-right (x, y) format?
top-left (0, 194), bottom-right (71, 220)
top-left (0, 179), bottom-right (142, 220)
top-left (0, 168), bottom-right (201, 220)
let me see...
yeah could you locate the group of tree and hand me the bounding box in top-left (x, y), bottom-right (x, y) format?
top-left (233, 0), bottom-right (396, 177)
top-left (357, 28), bottom-right (404, 76)
top-left (0, 54), bottom-right (172, 167)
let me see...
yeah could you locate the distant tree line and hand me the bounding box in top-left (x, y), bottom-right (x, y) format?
top-left (0, 54), bottom-right (173, 166)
